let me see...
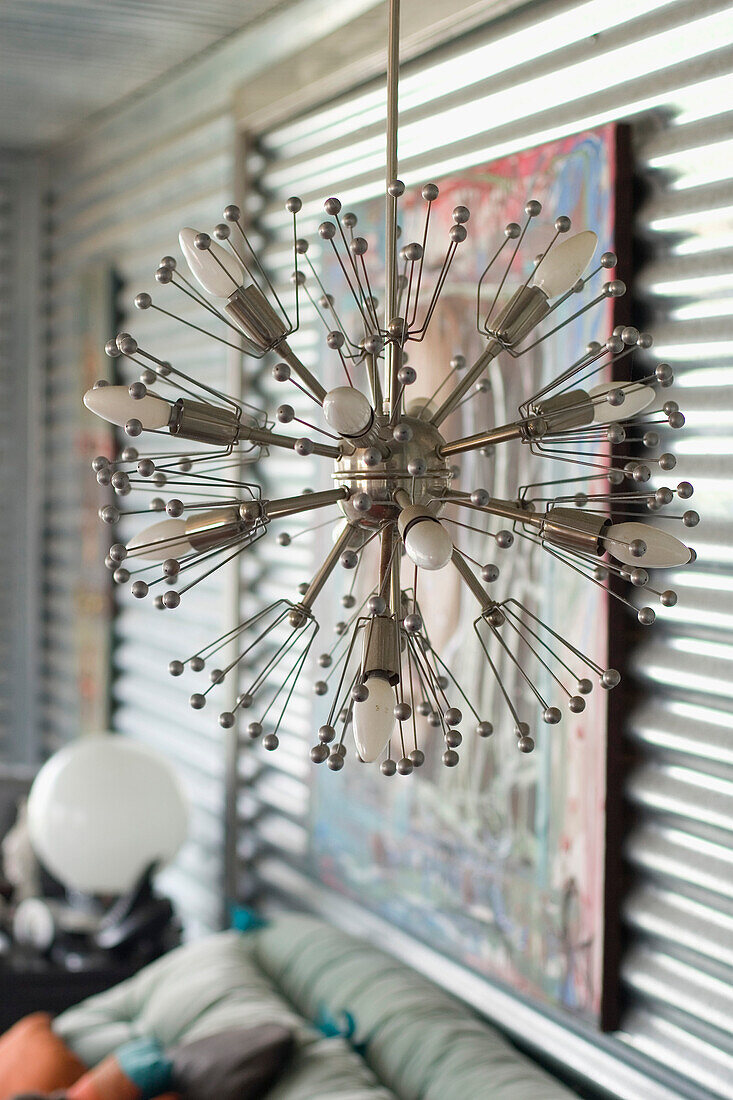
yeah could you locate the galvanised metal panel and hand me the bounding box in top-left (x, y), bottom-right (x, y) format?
top-left (43, 104), bottom-right (238, 937)
top-left (0, 153), bottom-right (42, 767)
top-left (0, 0), bottom-right (305, 148)
top-left (32, 0), bottom-right (438, 938)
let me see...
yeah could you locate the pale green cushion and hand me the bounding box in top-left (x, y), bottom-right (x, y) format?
top-left (54, 930), bottom-right (396, 1099)
top-left (252, 916), bottom-right (575, 1100)
top-left (55, 915), bottom-right (576, 1099)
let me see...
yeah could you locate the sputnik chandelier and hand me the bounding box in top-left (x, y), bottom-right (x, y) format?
top-left (84, 0), bottom-right (697, 776)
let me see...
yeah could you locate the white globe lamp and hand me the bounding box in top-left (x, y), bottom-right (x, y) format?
top-left (27, 736), bottom-right (188, 896)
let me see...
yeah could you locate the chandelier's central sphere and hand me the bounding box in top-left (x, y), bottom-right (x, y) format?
top-left (333, 414), bottom-right (452, 528)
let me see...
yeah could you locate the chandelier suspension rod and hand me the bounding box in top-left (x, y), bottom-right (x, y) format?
top-left (383, 0), bottom-right (400, 414)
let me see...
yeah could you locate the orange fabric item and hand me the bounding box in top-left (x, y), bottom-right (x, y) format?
top-left (67, 1062), bottom-right (179, 1100)
top-left (66, 1056), bottom-right (142, 1100)
top-left (65, 1048), bottom-right (180, 1100)
top-left (0, 1013), bottom-right (86, 1097)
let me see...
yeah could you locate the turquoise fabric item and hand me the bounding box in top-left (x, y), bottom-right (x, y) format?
top-left (229, 903), bottom-right (269, 933)
top-left (315, 1006), bottom-right (357, 1040)
top-left (54, 914), bottom-right (578, 1100)
top-left (115, 1036), bottom-right (173, 1096)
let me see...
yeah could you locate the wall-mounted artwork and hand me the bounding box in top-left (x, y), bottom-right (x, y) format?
top-left (308, 125), bottom-right (622, 1027)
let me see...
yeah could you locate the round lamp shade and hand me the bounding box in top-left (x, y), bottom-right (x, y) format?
top-left (27, 736), bottom-right (188, 895)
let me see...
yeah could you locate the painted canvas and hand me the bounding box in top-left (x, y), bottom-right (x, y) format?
top-left (308, 126), bottom-right (619, 1024)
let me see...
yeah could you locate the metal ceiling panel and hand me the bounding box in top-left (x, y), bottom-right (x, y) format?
top-left (0, 0), bottom-right (300, 148)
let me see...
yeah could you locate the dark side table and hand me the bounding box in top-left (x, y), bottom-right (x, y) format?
top-left (0, 947), bottom-right (139, 1032)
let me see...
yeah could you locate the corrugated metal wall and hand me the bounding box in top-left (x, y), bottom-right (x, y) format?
top-left (35, 0), bottom-right (733, 1091)
top-left (240, 0), bottom-right (733, 1096)
top-left (0, 153), bottom-right (42, 767)
top-left (45, 111), bottom-right (238, 937)
top-left (41, 0), bottom-right (381, 937)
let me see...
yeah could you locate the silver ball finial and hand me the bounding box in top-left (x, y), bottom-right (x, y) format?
top-left (272, 362), bottom-right (291, 382)
top-left (404, 613), bottom-right (422, 634)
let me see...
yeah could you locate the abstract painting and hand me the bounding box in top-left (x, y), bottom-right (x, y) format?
top-left (308, 125), bottom-right (621, 1025)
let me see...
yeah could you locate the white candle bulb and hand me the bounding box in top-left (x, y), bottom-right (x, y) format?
top-left (404, 518), bottom-right (453, 571)
top-left (603, 522), bottom-right (691, 568)
top-left (179, 227), bottom-right (245, 298)
top-left (322, 386), bottom-right (373, 437)
top-left (83, 386), bottom-right (171, 430)
top-left (127, 519), bottom-right (192, 561)
top-left (589, 381), bottom-right (655, 424)
top-left (532, 230), bottom-right (597, 298)
top-left (353, 674), bottom-right (397, 763)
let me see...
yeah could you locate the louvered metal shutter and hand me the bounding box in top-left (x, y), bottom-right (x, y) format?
top-left (0, 153), bottom-right (41, 767)
top-left (242, 1), bottom-right (733, 1095)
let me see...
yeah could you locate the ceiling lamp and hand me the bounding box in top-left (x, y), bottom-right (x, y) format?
top-left (84, 0), bottom-right (697, 776)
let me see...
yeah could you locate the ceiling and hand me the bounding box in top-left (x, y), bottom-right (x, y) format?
top-left (0, 0), bottom-right (300, 150)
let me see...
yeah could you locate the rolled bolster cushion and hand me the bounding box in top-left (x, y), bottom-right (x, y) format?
top-left (0, 1014), bottom-right (87, 1098)
top-left (66, 1037), bottom-right (174, 1100)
